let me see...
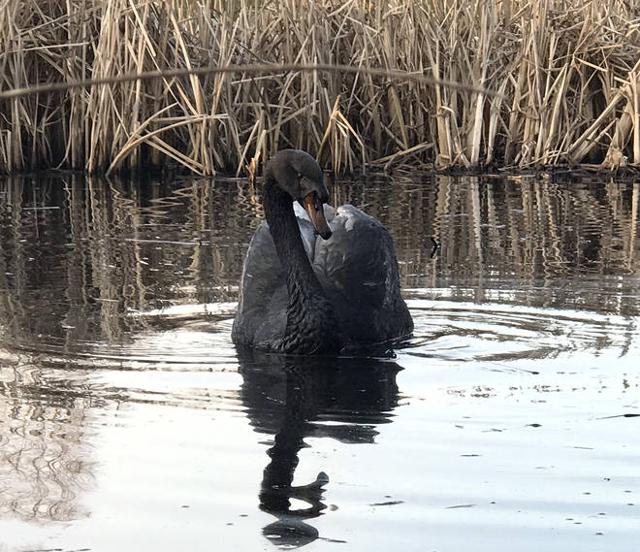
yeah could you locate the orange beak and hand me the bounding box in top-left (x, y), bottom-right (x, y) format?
top-left (303, 192), bottom-right (332, 239)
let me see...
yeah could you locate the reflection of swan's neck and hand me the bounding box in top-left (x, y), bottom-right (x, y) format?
top-left (263, 179), bottom-right (339, 353)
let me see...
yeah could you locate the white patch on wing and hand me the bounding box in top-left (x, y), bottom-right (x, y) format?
top-left (299, 223), bottom-right (317, 261)
top-left (293, 202), bottom-right (307, 220)
top-left (345, 217), bottom-right (355, 232)
top-left (335, 204), bottom-right (367, 232)
top-left (294, 202), bottom-right (338, 261)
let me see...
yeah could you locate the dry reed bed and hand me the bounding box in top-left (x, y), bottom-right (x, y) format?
top-left (1, 0), bottom-right (640, 174)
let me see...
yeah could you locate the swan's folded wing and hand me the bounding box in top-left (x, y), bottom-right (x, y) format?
top-left (237, 218), bottom-right (317, 313)
top-left (312, 205), bottom-right (397, 309)
top-left (233, 217), bottom-right (318, 348)
top-left (237, 222), bottom-right (283, 312)
top-left (311, 204), bottom-right (412, 346)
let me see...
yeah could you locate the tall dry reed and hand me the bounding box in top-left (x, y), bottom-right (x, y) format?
top-left (1, 0), bottom-right (640, 174)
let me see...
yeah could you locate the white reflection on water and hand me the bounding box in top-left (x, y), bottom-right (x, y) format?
top-left (1, 295), bottom-right (638, 551)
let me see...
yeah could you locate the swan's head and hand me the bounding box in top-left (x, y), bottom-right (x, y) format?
top-left (266, 149), bottom-right (332, 239)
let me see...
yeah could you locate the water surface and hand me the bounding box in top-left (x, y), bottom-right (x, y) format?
top-left (0, 173), bottom-right (638, 551)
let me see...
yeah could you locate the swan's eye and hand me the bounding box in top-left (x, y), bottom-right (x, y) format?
top-left (297, 173), bottom-right (303, 180)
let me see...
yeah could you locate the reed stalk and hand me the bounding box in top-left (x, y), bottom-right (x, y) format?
top-left (1, 0), bottom-right (639, 174)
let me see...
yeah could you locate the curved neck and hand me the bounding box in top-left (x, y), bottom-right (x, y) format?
top-left (263, 179), bottom-right (322, 290)
top-left (263, 177), bottom-right (339, 353)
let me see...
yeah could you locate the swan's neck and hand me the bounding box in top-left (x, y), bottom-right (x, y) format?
top-left (263, 182), bottom-right (320, 291)
top-left (263, 180), bottom-right (339, 353)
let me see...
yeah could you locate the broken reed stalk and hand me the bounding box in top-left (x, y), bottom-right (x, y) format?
top-left (1, 0), bottom-right (640, 175)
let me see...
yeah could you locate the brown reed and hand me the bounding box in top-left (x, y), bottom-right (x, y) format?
top-left (1, 0), bottom-right (639, 175)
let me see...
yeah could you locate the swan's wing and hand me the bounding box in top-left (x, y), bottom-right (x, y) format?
top-left (236, 206), bottom-right (331, 315)
top-left (313, 205), bottom-right (394, 304)
top-left (312, 204), bottom-right (412, 345)
top-left (232, 216), bottom-right (317, 348)
top-left (235, 222), bottom-right (282, 311)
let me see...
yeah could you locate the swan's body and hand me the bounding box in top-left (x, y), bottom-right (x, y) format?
top-left (232, 150), bottom-right (413, 354)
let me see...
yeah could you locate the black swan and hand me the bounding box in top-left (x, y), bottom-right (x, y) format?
top-left (232, 149), bottom-right (413, 354)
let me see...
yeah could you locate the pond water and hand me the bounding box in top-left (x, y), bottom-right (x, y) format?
top-left (0, 172), bottom-right (638, 552)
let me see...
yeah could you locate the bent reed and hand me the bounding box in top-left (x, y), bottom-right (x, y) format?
top-left (1, 0), bottom-right (639, 175)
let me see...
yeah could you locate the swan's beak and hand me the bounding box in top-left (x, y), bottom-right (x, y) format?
top-left (303, 192), bottom-right (332, 239)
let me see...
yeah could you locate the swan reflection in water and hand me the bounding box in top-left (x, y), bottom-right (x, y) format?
top-left (238, 352), bottom-right (401, 548)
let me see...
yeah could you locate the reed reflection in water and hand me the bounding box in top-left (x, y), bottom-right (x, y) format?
top-left (0, 172), bottom-right (638, 551)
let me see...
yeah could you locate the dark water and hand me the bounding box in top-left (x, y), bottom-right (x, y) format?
top-left (0, 173), bottom-right (638, 551)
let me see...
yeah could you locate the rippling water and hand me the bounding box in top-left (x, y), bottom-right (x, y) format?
top-left (0, 173), bottom-right (638, 551)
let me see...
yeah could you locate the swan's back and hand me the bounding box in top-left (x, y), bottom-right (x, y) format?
top-left (232, 204), bottom-right (412, 351)
top-left (312, 205), bottom-right (413, 349)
